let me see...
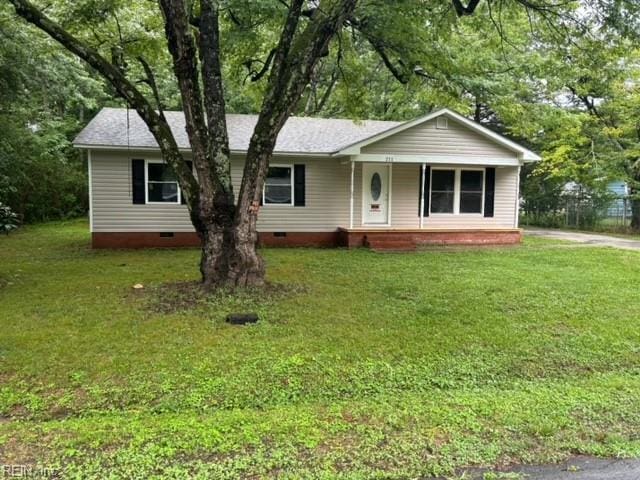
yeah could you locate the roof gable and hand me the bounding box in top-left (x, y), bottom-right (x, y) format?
top-left (336, 108), bottom-right (541, 162)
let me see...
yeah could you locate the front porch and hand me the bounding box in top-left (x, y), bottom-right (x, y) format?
top-left (341, 147), bottom-right (523, 251)
top-left (337, 227), bottom-right (523, 250)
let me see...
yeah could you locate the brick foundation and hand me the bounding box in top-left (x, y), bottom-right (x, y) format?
top-left (338, 228), bottom-right (522, 248)
top-left (92, 232), bottom-right (201, 249)
top-left (92, 231), bottom-right (339, 249)
top-left (92, 229), bottom-right (522, 249)
top-left (258, 231), bottom-right (339, 247)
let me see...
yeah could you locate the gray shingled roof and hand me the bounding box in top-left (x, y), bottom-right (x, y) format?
top-left (73, 107), bottom-right (400, 154)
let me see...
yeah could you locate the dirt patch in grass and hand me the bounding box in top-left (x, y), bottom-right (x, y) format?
top-left (139, 280), bottom-right (308, 314)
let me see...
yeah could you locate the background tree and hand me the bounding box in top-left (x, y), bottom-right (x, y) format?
top-left (5, 0), bottom-right (636, 288)
top-left (0, 4), bottom-right (106, 222)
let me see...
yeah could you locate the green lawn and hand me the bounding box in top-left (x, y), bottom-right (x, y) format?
top-left (1, 220), bottom-right (640, 479)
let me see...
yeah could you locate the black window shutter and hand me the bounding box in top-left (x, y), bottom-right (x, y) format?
top-left (419, 165), bottom-right (431, 216)
top-left (131, 159), bottom-right (145, 204)
top-left (260, 169), bottom-right (264, 206)
top-left (484, 167), bottom-right (496, 217)
top-left (181, 161), bottom-right (193, 205)
top-left (294, 164), bottom-right (305, 207)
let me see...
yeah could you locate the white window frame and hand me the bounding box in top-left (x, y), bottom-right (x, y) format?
top-left (263, 164), bottom-right (294, 207)
top-left (459, 168), bottom-right (485, 215)
top-left (145, 159), bottom-right (181, 205)
top-left (429, 167), bottom-right (485, 216)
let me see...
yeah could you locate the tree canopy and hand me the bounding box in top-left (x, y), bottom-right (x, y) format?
top-left (1, 0), bottom-right (640, 265)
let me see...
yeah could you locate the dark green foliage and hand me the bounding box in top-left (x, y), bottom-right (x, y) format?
top-left (0, 118), bottom-right (89, 222)
top-left (0, 4), bottom-right (107, 222)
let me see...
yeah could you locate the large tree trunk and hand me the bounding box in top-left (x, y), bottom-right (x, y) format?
top-left (191, 159), bottom-right (263, 289)
top-left (228, 216), bottom-right (265, 287)
top-left (197, 213), bottom-right (264, 290)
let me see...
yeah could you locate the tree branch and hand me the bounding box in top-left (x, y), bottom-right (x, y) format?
top-left (315, 67), bottom-right (338, 113)
top-left (568, 85), bottom-right (625, 152)
top-left (199, 0), bottom-right (234, 201)
top-left (244, 48), bottom-right (277, 83)
top-left (158, 0), bottom-right (209, 167)
top-left (6, 0), bottom-right (197, 199)
top-left (364, 34), bottom-right (411, 84)
top-left (269, 0), bottom-right (305, 85)
top-left (236, 0), bottom-right (358, 224)
top-left (452, 0), bottom-right (482, 17)
top-left (137, 56), bottom-right (165, 120)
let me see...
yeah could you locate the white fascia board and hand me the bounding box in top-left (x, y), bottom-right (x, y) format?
top-left (350, 153), bottom-right (521, 167)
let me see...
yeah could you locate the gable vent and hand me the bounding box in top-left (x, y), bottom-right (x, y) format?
top-left (436, 117), bottom-right (448, 129)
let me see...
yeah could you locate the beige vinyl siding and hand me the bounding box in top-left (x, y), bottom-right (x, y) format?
top-left (389, 163), bottom-right (421, 228)
top-left (90, 151), bottom-right (352, 233)
top-left (362, 118), bottom-right (516, 159)
top-left (90, 152), bottom-right (518, 233)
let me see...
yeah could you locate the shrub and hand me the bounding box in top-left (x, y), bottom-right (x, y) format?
top-left (0, 202), bottom-right (19, 234)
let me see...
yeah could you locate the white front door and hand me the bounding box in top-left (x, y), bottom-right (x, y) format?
top-left (362, 164), bottom-right (390, 225)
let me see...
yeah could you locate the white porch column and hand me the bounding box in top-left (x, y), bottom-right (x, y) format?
top-left (88, 150), bottom-right (93, 233)
top-left (515, 165), bottom-right (521, 228)
top-left (349, 160), bottom-right (355, 229)
top-left (419, 163), bottom-right (426, 229)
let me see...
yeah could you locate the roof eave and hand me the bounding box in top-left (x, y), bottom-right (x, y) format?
top-left (522, 152), bottom-right (542, 162)
top-left (72, 143), bottom-right (335, 157)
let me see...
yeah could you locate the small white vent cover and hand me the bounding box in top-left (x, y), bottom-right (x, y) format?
top-left (436, 117), bottom-right (448, 129)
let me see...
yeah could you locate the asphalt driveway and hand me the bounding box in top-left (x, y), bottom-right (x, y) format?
top-left (525, 229), bottom-right (640, 251)
top-left (455, 456), bottom-right (640, 479)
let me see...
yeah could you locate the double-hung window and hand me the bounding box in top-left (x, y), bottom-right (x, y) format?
top-left (459, 170), bottom-right (483, 213)
top-left (430, 168), bottom-right (484, 215)
top-left (146, 161), bottom-right (180, 203)
top-left (430, 169), bottom-right (456, 213)
top-left (263, 165), bottom-right (293, 205)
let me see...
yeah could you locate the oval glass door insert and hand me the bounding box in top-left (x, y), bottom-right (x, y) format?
top-left (371, 172), bottom-right (382, 201)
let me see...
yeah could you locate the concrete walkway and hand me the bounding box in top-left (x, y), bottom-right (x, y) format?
top-left (456, 456), bottom-right (640, 479)
top-left (525, 229), bottom-right (640, 251)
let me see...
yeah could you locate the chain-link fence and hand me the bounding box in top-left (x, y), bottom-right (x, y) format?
top-left (521, 193), bottom-right (632, 230)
